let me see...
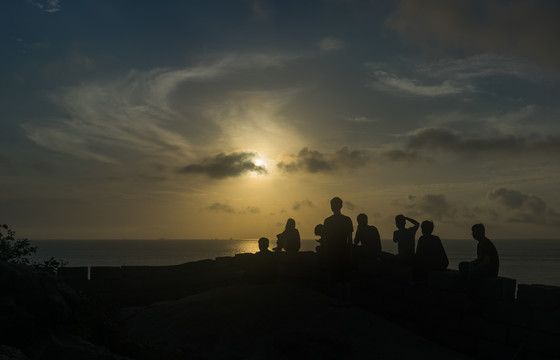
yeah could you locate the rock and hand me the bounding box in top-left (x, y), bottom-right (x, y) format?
top-left (0, 261), bottom-right (69, 324)
top-left (119, 283), bottom-right (473, 359)
top-left (0, 345), bottom-right (31, 360)
top-left (25, 330), bottom-right (132, 360)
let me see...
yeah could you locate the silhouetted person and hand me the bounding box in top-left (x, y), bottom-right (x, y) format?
top-left (251, 237), bottom-right (277, 283)
top-left (257, 237), bottom-right (272, 254)
top-left (354, 213), bottom-right (382, 269)
top-left (415, 221), bottom-right (448, 276)
top-left (323, 197), bottom-right (353, 284)
top-left (275, 218), bottom-right (300, 253)
top-left (314, 223), bottom-right (326, 254)
top-left (459, 224), bottom-right (499, 282)
top-left (393, 214), bottom-right (419, 266)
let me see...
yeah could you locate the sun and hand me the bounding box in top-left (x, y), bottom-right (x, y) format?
top-left (249, 157), bottom-right (269, 178)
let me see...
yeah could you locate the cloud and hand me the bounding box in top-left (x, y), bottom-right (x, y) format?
top-left (343, 116), bottom-right (376, 123)
top-left (381, 149), bottom-right (420, 163)
top-left (385, 0), bottom-right (560, 68)
top-left (487, 188), bottom-right (560, 225)
top-left (203, 203), bottom-right (260, 215)
top-left (245, 206), bottom-right (261, 214)
top-left (32, 0), bottom-right (61, 13)
top-left (205, 203), bottom-right (235, 214)
top-left (368, 69), bottom-right (469, 96)
top-left (416, 54), bottom-right (549, 82)
top-left (277, 147), bottom-right (369, 174)
top-left (178, 151), bottom-right (267, 179)
top-left (405, 127), bottom-right (560, 157)
top-left (318, 37), bottom-right (343, 52)
top-left (367, 54), bottom-right (551, 100)
top-left (22, 52), bottom-right (300, 165)
top-left (344, 201), bottom-right (356, 211)
top-left (292, 200), bottom-right (314, 211)
top-left (403, 194), bottom-right (456, 219)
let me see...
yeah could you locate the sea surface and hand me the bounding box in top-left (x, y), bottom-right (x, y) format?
top-left (29, 239), bottom-right (560, 287)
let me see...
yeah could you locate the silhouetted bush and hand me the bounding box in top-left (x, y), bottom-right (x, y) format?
top-left (0, 223), bottom-right (67, 274)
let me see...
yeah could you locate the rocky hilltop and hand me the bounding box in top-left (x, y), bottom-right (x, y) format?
top-left (2, 251), bottom-right (560, 359)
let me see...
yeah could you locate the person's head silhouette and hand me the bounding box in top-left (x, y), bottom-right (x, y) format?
top-left (330, 197), bottom-right (343, 214)
top-left (395, 214), bottom-right (406, 230)
top-left (258, 237), bottom-right (270, 252)
top-left (421, 220), bottom-right (434, 236)
top-left (285, 218), bottom-right (296, 230)
top-left (472, 223), bottom-right (485, 241)
top-left (357, 213), bottom-right (368, 226)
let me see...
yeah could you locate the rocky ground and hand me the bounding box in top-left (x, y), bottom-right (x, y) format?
top-left (117, 283), bottom-right (472, 360)
top-left (1, 257), bottom-right (474, 359)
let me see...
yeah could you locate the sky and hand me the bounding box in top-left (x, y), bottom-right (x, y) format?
top-left (2, 0), bottom-right (560, 240)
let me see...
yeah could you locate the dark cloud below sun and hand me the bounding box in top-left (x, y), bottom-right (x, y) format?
top-left (178, 151), bottom-right (267, 179)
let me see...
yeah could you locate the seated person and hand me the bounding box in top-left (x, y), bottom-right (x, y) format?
top-left (250, 237), bottom-right (277, 283)
top-left (257, 237), bottom-right (272, 254)
top-left (275, 218), bottom-right (301, 253)
top-left (459, 224), bottom-right (499, 282)
top-left (354, 213), bottom-right (382, 268)
top-left (415, 221), bottom-right (449, 275)
top-left (314, 223), bottom-right (325, 254)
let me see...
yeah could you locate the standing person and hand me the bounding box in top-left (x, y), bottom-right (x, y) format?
top-left (393, 214), bottom-right (419, 266)
top-left (275, 218), bottom-right (301, 253)
top-left (415, 221), bottom-right (448, 275)
top-left (459, 224), bottom-right (499, 282)
top-left (354, 213), bottom-right (382, 269)
top-left (323, 197), bottom-right (354, 284)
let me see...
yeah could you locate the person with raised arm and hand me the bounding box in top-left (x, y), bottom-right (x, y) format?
top-left (393, 214), bottom-right (419, 266)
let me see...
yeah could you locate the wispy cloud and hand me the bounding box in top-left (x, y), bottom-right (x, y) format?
top-left (205, 203), bottom-right (235, 213)
top-left (416, 54), bottom-right (551, 82)
top-left (318, 37), bottom-right (343, 52)
top-left (343, 116), bottom-right (376, 123)
top-left (204, 202), bottom-right (261, 214)
top-left (367, 53), bottom-right (553, 99)
top-left (292, 200), bottom-right (314, 211)
top-left (368, 69), bottom-right (468, 96)
top-left (32, 0), bottom-right (61, 13)
top-left (22, 53), bottom-right (301, 165)
top-left (177, 151), bottom-right (267, 179)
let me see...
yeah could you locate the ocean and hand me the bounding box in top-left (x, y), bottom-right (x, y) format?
top-left (29, 239), bottom-right (560, 287)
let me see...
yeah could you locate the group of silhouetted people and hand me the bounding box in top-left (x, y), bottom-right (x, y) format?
top-left (257, 196), bottom-right (500, 287)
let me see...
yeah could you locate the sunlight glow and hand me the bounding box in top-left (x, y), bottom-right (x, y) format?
top-left (249, 157), bottom-right (269, 178)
